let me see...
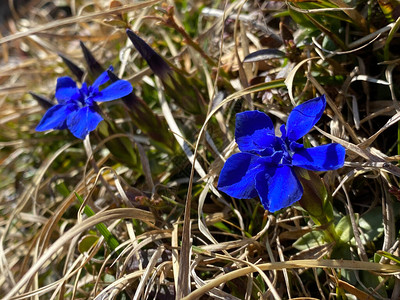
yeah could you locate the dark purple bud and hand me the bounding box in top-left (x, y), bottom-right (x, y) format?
top-left (29, 92), bottom-right (54, 109)
top-left (297, 169), bottom-right (333, 225)
top-left (58, 53), bottom-right (84, 82)
top-left (79, 41), bottom-right (104, 77)
top-left (126, 29), bottom-right (171, 79)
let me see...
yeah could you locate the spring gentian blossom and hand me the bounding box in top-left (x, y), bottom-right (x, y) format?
top-left (36, 67), bottom-right (133, 139)
top-left (217, 95), bottom-right (345, 212)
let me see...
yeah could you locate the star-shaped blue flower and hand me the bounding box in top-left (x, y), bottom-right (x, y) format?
top-left (217, 95), bottom-right (345, 212)
top-left (36, 67), bottom-right (133, 139)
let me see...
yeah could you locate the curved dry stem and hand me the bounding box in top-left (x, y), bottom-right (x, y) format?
top-left (3, 208), bottom-right (155, 300)
top-left (183, 259), bottom-right (400, 300)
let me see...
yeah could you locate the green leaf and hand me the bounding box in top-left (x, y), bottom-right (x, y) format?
top-left (331, 242), bottom-right (357, 285)
top-left (335, 215), bottom-right (354, 243)
top-left (212, 221), bottom-right (232, 233)
top-left (350, 207), bottom-right (383, 246)
top-left (293, 230), bottom-right (326, 251)
top-left (288, 6), bottom-right (316, 28)
top-left (376, 250), bottom-right (400, 265)
top-left (78, 235), bottom-right (99, 253)
top-left (360, 270), bottom-right (388, 298)
top-left (55, 182), bottom-right (70, 197)
top-left (104, 273), bottom-right (116, 283)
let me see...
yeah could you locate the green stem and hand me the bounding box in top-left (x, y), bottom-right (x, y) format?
top-left (384, 16), bottom-right (400, 61)
top-left (75, 192), bottom-right (121, 254)
top-left (398, 122), bottom-right (400, 164)
top-left (324, 222), bottom-right (340, 244)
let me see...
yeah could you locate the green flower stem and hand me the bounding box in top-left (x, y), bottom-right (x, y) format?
top-left (384, 16), bottom-right (400, 61)
top-left (398, 122), bottom-right (400, 164)
top-left (75, 192), bottom-right (120, 253)
top-left (324, 222), bottom-right (341, 244)
top-left (297, 169), bottom-right (341, 244)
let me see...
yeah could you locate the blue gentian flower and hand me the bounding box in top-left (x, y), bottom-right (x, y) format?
top-left (217, 95), bottom-right (345, 212)
top-left (36, 67), bottom-right (133, 139)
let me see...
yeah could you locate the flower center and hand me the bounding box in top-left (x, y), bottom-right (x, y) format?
top-left (279, 137), bottom-right (293, 165)
top-left (76, 83), bottom-right (96, 107)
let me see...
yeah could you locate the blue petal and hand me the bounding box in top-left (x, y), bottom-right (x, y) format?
top-left (91, 66), bottom-right (114, 89)
top-left (289, 141), bottom-right (304, 152)
top-left (235, 111), bottom-right (275, 153)
top-left (92, 80), bottom-right (133, 102)
top-left (36, 104), bottom-right (77, 131)
top-left (256, 165), bottom-right (303, 212)
top-left (66, 106), bottom-right (103, 139)
top-left (286, 95), bottom-right (326, 142)
top-left (292, 143), bottom-right (345, 171)
top-left (279, 124), bottom-right (286, 140)
top-left (55, 77), bottom-right (79, 104)
top-left (218, 153), bottom-right (265, 199)
top-left (80, 83), bottom-right (89, 96)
